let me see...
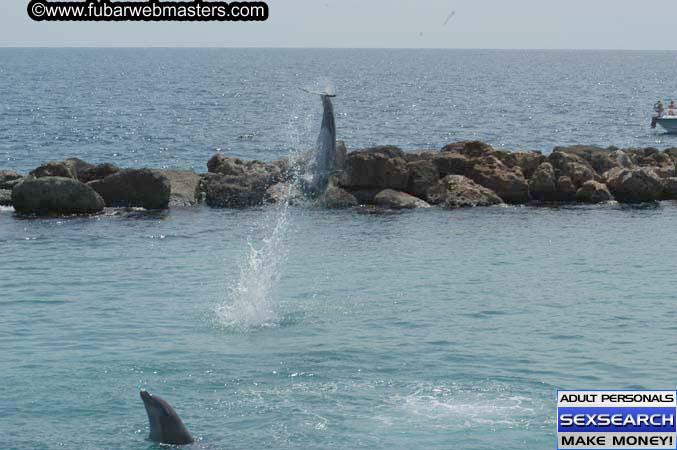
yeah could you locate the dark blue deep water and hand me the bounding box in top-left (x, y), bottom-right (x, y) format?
top-left (2, 49), bottom-right (677, 449)
top-left (2, 48), bottom-right (677, 171)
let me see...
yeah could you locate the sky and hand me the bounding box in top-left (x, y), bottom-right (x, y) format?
top-left (1, 0), bottom-right (676, 50)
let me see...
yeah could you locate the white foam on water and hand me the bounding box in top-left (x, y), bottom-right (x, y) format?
top-left (0, 205), bottom-right (15, 212)
top-left (396, 392), bottom-right (532, 427)
top-left (376, 383), bottom-right (550, 430)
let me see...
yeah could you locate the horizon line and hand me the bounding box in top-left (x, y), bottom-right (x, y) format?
top-left (1, 45), bottom-right (677, 52)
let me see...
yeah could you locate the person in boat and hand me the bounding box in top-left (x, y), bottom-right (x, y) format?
top-left (652, 100), bottom-right (664, 128)
top-left (669, 100), bottom-right (677, 116)
top-left (655, 100), bottom-right (664, 117)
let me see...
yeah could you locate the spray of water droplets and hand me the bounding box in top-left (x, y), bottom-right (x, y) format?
top-left (213, 88), bottom-right (332, 330)
top-left (213, 189), bottom-right (293, 330)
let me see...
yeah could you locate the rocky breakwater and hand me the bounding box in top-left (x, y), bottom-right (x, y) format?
top-left (344, 142), bottom-right (674, 208)
top-left (4, 157), bottom-right (203, 216)
top-left (201, 140), bottom-right (349, 208)
top-left (295, 141), bottom-right (536, 210)
top-left (4, 141), bottom-right (677, 215)
top-left (321, 141), bottom-right (677, 209)
top-left (199, 142), bottom-right (574, 210)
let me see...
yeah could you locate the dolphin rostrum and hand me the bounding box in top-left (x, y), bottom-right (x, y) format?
top-left (301, 88), bottom-right (337, 193)
top-left (140, 390), bottom-right (194, 445)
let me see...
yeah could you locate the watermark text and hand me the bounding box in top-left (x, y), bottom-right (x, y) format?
top-left (28, 0), bottom-right (269, 22)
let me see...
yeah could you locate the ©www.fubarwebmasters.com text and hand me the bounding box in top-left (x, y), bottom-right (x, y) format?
top-left (27, 0), bottom-right (269, 21)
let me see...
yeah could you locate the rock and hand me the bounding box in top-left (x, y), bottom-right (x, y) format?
top-left (663, 177), bottom-right (677, 199)
top-left (442, 143), bottom-right (544, 178)
top-left (508, 151), bottom-right (546, 179)
top-left (0, 169), bottom-right (22, 188)
top-left (270, 156), bottom-right (298, 181)
top-left (30, 161), bottom-right (75, 179)
top-left (317, 179), bottom-right (358, 208)
top-left (575, 180), bottom-right (612, 203)
top-left (426, 175), bottom-right (503, 208)
top-left (265, 182), bottom-right (303, 205)
top-left (334, 140), bottom-right (348, 172)
top-left (548, 151), bottom-right (595, 188)
top-left (432, 152), bottom-right (469, 177)
top-left (89, 169), bottom-right (171, 209)
top-left (551, 145), bottom-right (638, 175)
top-left (374, 189), bottom-right (431, 209)
top-left (347, 188), bottom-right (382, 205)
top-left (343, 146), bottom-right (409, 190)
top-left (355, 145), bottom-right (405, 159)
top-left (588, 153), bottom-right (618, 174)
top-left (464, 156), bottom-right (529, 203)
top-left (30, 158), bottom-right (96, 180)
top-left (437, 179), bottom-right (500, 209)
top-left (610, 150), bottom-right (634, 169)
top-left (0, 189), bottom-right (12, 206)
top-left (442, 140), bottom-right (493, 158)
top-left (553, 145), bottom-right (603, 159)
top-left (567, 162), bottom-right (596, 187)
top-left (654, 153), bottom-right (673, 169)
top-left (440, 142), bottom-right (467, 153)
top-left (404, 150), bottom-right (439, 162)
top-left (12, 177), bottom-right (104, 215)
top-left (201, 173), bottom-right (270, 208)
top-left (627, 150), bottom-right (676, 177)
top-left (602, 166), bottom-right (623, 183)
top-left (63, 157), bottom-right (94, 179)
top-left (606, 168), bottom-right (664, 203)
top-left (652, 152), bottom-right (675, 167)
top-left (159, 169), bottom-right (202, 207)
top-left (625, 147), bottom-right (672, 169)
top-left (665, 148), bottom-right (677, 164)
top-left (207, 154), bottom-right (281, 183)
top-left (528, 162), bottom-right (557, 201)
top-left (78, 163), bottom-right (120, 183)
top-left (407, 160), bottom-right (439, 198)
top-left (207, 153), bottom-right (232, 173)
top-left (556, 176), bottom-right (578, 202)
top-left (624, 147), bottom-right (658, 162)
top-left (648, 165), bottom-right (675, 179)
top-left (1, 178), bottom-right (23, 190)
top-left (554, 145), bottom-right (619, 174)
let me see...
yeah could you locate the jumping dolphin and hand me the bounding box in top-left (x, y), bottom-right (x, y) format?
top-left (140, 390), bottom-right (194, 445)
top-left (301, 88), bottom-right (337, 193)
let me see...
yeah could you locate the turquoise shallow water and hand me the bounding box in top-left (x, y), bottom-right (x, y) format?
top-left (3, 48), bottom-right (677, 449)
top-left (2, 202), bottom-right (677, 449)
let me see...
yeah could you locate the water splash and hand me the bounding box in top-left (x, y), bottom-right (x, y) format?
top-left (213, 91), bottom-right (327, 330)
top-left (214, 191), bottom-right (293, 330)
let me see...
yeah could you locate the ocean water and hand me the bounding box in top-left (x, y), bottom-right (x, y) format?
top-left (2, 49), bottom-right (677, 449)
top-left (2, 48), bottom-right (677, 172)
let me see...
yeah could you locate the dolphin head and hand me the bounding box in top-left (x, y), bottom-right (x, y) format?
top-left (140, 390), bottom-right (194, 445)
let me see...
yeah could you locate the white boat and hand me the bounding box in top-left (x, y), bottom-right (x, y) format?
top-left (651, 101), bottom-right (677, 133)
top-left (655, 116), bottom-right (677, 133)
